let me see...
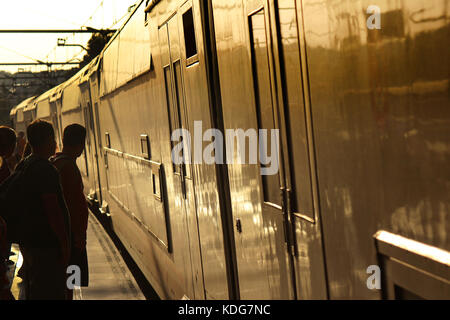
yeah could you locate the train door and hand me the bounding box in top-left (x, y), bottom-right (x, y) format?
top-left (245, 0), bottom-right (296, 299)
top-left (271, 0), bottom-right (329, 299)
top-left (159, 13), bottom-right (205, 300)
top-left (81, 77), bottom-right (101, 205)
top-left (80, 84), bottom-right (99, 202)
top-left (49, 101), bottom-right (61, 151)
top-left (244, 0), bottom-right (328, 299)
top-left (89, 68), bottom-right (107, 209)
top-left (85, 99), bottom-right (101, 204)
top-left (55, 93), bottom-right (64, 151)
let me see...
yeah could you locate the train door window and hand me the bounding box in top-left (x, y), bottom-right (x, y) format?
top-left (87, 102), bottom-right (95, 133)
top-left (249, 9), bottom-right (281, 207)
top-left (160, 24), bottom-right (183, 175)
top-left (83, 107), bottom-right (91, 148)
top-left (163, 65), bottom-right (183, 175)
top-left (160, 15), bottom-right (193, 178)
top-left (94, 103), bottom-right (102, 149)
top-left (82, 107), bottom-right (90, 177)
top-left (275, 0), bottom-right (315, 221)
top-left (182, 7), bottom-right (198, 64)
top-left (81, 148), bottom-right (89, 177)
top-left (173, 60), bottom-right (192, 178)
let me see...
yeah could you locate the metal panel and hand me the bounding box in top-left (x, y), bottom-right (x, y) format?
top-left (117, 14), bottom-right (137, 86)
top-left (93, 0), bottom-right (196, 300)
top-left (267, 0), bottom-right (329, 299)
top-left (248, 6), bottom-right (295, 299)
top-left (101, 39), bottom-right (119, 96)
top-left (159, 9), bottom-right (206, 300)
top-left (35, 99), bottom-right (51, 119)
top-left (179, 0), bottom-right (231, 299)
top-left (300, 0), bottom-right (450, 298)
top-left (134, 6), bottom-right (152, 74)
top-left (62, 79), bottom-right (82, 112)
top-left (211, 0), bottom-right (273, 299)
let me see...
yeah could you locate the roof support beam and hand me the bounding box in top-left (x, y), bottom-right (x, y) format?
top-left (0, 29), bottom-right (115, 34)
top-left (0, 62), bottom-right (80, 66)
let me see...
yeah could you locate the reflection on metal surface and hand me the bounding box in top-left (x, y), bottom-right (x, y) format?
top-left (375, 230), bottom-right (450, 267)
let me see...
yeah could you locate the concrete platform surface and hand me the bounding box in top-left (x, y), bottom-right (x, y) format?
top-left (10, 212), bottom-right (145, 300)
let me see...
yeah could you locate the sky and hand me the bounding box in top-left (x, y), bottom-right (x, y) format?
top-left (0, 0), bottom-right (140, 73)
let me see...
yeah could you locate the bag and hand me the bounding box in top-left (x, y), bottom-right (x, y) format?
top-left (0, 157), bottom-right (43, 245)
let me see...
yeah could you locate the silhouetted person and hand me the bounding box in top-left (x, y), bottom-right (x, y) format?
top-left (0, 126), bottom-right (16, 184)
top-left (50, 124), bottom-right (89, 299)
top-left (22, 142), bottom-right (32, 160)
top-left (0, 126), bottom-right (16, 300)
top-left (14, 132), bottom-right (26, 166)
top-left (0, 216), bottom-right (13, 300)
top-left (16, 120), bottom-right (71, 300)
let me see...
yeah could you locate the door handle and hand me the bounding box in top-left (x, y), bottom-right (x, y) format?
top-left (236, 218), bottom-right (242, 233)
top-left (282, 188), bottom-right (298, 257)
top-left (180, 164), bottom-right (187, 199)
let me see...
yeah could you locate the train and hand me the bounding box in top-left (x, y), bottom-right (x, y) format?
top-left (9, 0), bottom-right (449, 300)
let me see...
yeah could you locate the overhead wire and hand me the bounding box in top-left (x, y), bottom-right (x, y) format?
top-left (81, 0), bottom-right (105, 28)
top-left (0, 45), bottom-right (43, 63)
top-left (50, 0), bottom-right (105, 70)
top-left (22, 6), bottom-right (80, 27)
top-left (2, 1), bottom-right (129, 73)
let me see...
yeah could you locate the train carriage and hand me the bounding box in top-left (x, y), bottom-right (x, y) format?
top-left (57, 67), bottom-right (94, 191)
top-left (9, 96), bottom-right (35, 135)
top-left (95, 0), bottom-right (227, 299)
top-left (33, 86), bottom-right (63, 149)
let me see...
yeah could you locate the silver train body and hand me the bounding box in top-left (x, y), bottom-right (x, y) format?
top-left (10, 0), bottom-right (449, 299)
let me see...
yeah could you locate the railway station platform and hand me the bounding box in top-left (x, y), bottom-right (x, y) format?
top-left (7, 212), bottom-right (145, 300)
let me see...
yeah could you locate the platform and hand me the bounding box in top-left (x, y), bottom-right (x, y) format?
top-left (9, 212), bottom-right (145, 300)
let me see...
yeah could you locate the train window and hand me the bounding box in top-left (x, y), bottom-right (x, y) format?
top-left (140, 134), bottom-right (151, 159)
top-left (249, 9), bottom-right (281, 207)
top-left (105, 132), bottom-right (111, 148)
top-left (182, 8), bottom-right (197, 60)
top-left (152, 167), bottom-right (161, 201)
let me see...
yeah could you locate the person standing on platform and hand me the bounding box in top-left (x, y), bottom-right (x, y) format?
top-left (0, 216), bottom-right (14, 300)
top-left (11, 131), bottom-right (26, 169)
top-left (0, 126), bottom-right (17, 300)
top-left (16, 120), bottom-right (71, 300)
top-left (0, 126), bottom-right (16, 184)
top-left (50, 124), bottom-right (89, 300)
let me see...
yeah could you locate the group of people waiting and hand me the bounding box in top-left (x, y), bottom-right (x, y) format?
top-left (0, 120), bottom-right (90, 300)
